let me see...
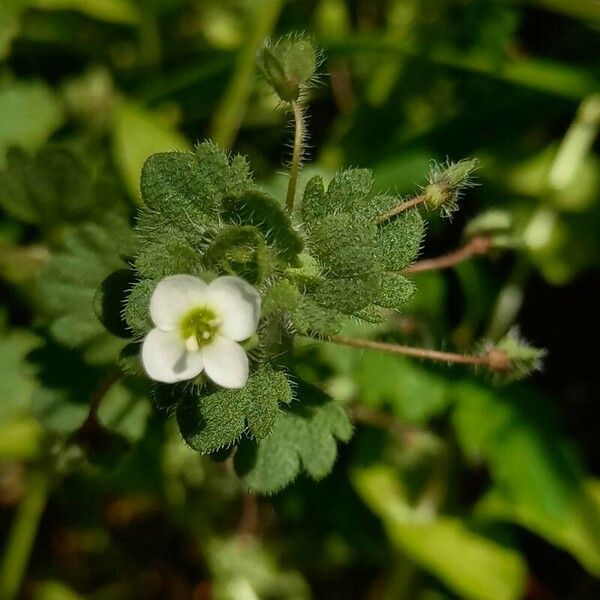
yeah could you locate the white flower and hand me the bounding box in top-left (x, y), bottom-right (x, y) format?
top-left (141, 274), bottom-right (261, 388)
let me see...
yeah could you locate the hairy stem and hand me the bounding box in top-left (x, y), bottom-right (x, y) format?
top-left (0, 470), bottom-right (50, 600)
top-left (210, 0), bottom-right (284, 149)
top-left (324, 334), bottom-right (510, 373)
top-left (286, 100), bottom-right (304, 212)
top-left (375, 194), bottom-right (426, 225)
top-left (403, 235), bottom-right (492, 275)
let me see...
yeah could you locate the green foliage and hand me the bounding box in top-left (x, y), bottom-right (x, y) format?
top-left (222, 191), bottom-right (303, 264)
top-left (452, 379), bottom-right (600, 574)
top-left (38, 216), bottom-right (132, 364)
top-left (353, 352), bottom-right (450, 424)
top-left (0, 146), bottom-right (126, 228)
top-left (234, 387), bottom-right (352, 494)
top-left (204, 226), bottom-right (271, 285)
top-left (0, 80), bottom-right (64, 166)
top-left (373, 195), bottom-right (425, 271)
top-left (452, 380), bottom-right (582, 522)
top-left (353, 465), bottom-right (527, 600)
top-left (375, 275), bottom-right (416, 309)
top-left (141, 143), bottom-right (251, 216)
top-left (175, 367), bottom-right (293, 453)
top-left (123, 278), bottom-right (155, 337)
top-left (298, 171), bottom-right (423, 323)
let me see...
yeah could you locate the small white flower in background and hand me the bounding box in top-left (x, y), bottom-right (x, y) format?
top-left (141, 274), bottom-right (261, 388)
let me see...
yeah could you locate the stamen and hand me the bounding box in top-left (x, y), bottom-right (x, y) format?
top-left (186, 336), bottom-right (200, 352)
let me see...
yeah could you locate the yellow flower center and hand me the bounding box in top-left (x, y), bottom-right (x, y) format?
top-left (179, 306), bottom-right (221, 351)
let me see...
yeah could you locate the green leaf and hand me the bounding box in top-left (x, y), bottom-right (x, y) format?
top-left (326, 169), bottom-right (373, 215)
top-left (0, 145), bottom-right (127, 227)
top-left (300, 174), bottom-right (326, 224)
top-left (0, 329), bottom-right (43, 421)
top-left (222, 190), bottom-right (303, 264)
top-left (204, 225), bottom-right (271, 285)
top-left (307, 213), bottom-right (378, 279)
top-left (176, 367), bottom-right (293, 453)
top-left (140, 142), bottom-right (250, 213)
top-left (94, 269), bottom-right (137, 338)
top-left (234, 387), bottom-right (353, 494)
top-left (375, 196), bottom-right (425, 271)
top-left (476, 478), bottom-right (600, 576)
top-left (353, 352), bottom-right (450, 425)
top-left (352, 465), bottom-right (526, 600)
top-left (0, 81), bottom-right (64, 166)
top-left (135, 239), bottom-right (203, 280)
top-left (29, 342), bottom-right (102, 434)
top-left (452, 381), bottom-right (583, 521)
top-left (38, 216), bottom-right (132, 364)
top-left (291, 297), bottom-right (343, 336)
top-left (301, 169), bottom-right (373, 224)
top-left (111, 99), bottom-right (190, 202)
top-left (124, 279), bottom-right (155, 337)
top-left (375, 275), bottom-right (416, 309)
top-left (311, 275), bottom-right (380, 315)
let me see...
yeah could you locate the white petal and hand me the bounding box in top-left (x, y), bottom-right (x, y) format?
top-left (150, 275), bottom-right (208, 331)
top-left (142, 328), bottom-right (204, 383)
top-left (202, 336), bottom-right (249, 389)
top-left (206, 276), bottom-right (261, 341)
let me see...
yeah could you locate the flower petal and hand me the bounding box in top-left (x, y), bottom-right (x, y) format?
top-left (202, 336), bottom-right (249, 389)
top-left (206, 276), bottom-right (261, 341)
top-left (150, 275), bottom-right (208, 330)
top-left (142, 328), bottom-right (204, 383)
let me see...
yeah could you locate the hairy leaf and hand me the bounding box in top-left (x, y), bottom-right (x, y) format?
top-left (176, 367), bottom-right (293, 453)
top-left (39, 216), bottom-right (132, 364)
top-left (234, 387), bottom-right (353, 494)
top-left (222, 190), bottom-right (303, 264)
top-left (204, 225), bottom-right (271, 285)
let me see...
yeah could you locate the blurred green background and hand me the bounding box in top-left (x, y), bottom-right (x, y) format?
top-left (1, 1), bottom-right (600, 599)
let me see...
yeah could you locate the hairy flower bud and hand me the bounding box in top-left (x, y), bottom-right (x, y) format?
top-left (258, 36), bottom-right (318, 102)
top-left (424, 158), bottom-right (480, 216)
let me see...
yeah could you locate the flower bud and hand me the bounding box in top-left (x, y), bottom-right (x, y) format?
top-left (258, 36), bottom-right (318, 102)
top-left (487, 328), bottom-right (546, 381)
top-left (424, 158), bottom-right (480, 216)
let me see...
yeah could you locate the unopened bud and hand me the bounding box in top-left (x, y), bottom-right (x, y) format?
top-left (424, 158), bottom-right (480, 216)
top-left (488, 328), bottom-right (546, 381)
top-left (258, 36), bottom-right (318, 102)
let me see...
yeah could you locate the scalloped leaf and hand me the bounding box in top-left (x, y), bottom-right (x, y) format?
top-left (374, 195), bottom-right (425, 271)
top-left (234, 387), bottom-right (353, 494)
top-left (204, 225), bottom-right (272, 285)
top-left (175, 367), bottom-right (293, 454)
top-left (307, 213), bottom-right (379, 279)
top-left (0, 145), bottom-right (126, 227)
top-left (38, 216), bottom-right (133, 364)
top-left (222, 190), bottom-right (303, 264)
top-left (301, 169), bottom-right (373, 224)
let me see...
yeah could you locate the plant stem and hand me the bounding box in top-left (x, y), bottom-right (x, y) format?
top-left (0, 470), bottom-right (50, 600)
top-left (375, 194), bottom-right (426, 225)
top-left (286, 100), bottom-right (304, 212)
top-left (403, 235), bottom-right (492, 275)
top-left (323, 334), bottom-right (510, 372)
top-left (210, 0), bottom-right (284, 149)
